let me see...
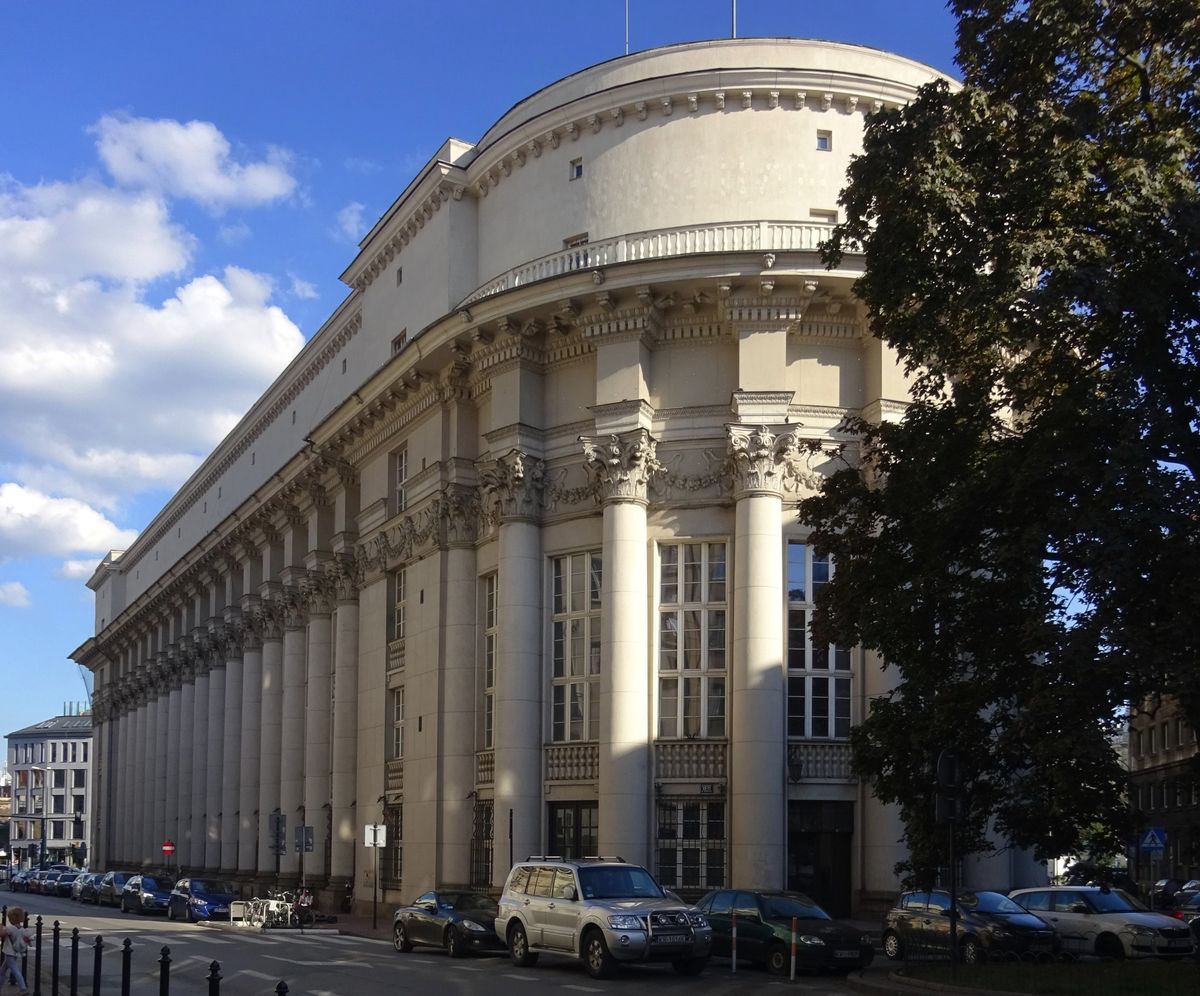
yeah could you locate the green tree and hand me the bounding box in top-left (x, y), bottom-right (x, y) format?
top-left (805, 0), bottom-right (1200, 882)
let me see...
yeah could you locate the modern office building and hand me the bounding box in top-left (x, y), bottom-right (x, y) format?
top-left (72, 38), bottom-right (1043, 915)
top-left (6, 711), bottom-right (94, 869)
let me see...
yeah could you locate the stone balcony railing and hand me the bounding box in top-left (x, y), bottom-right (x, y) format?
top-left (476, 749), bottom-right (494, 785)
top-left (787, 740), bottom-right (854, 782)
top-left (459, 219), bottom-right (835, 307)
top-left (655, 740), bottom-right (727, 780)
top-left (387, 638), bottom-right (405, 672)
top-left (385, 758), bottom-right (404, 796)
top-left (545, 743), bottom-right (599, 781)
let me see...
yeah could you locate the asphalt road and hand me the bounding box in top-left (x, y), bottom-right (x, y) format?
top-left (2, 889), bottom-right (873, 995)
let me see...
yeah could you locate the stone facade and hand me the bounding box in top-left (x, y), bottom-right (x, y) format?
top-left (71, 39), bottom-right (985, 915)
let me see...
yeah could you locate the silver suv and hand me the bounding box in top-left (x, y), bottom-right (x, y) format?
top-left (495, 856), bottom-right (712, 979)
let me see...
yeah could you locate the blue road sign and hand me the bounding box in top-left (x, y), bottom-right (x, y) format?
top-left (1140, 827), bottom-right (1167, 850)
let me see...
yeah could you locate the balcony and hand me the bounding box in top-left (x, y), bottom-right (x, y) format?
top-left (387, 638), bottom-right (405, 672)
top-left (545, 743), bottom-right (598, 782)
top-left (656, 741), bottom-right (727, 781)
top-left (475, 750), bottom-right (494, 786)
top-left (459, 220), bottom-right (836, 307)
top-left (786, 741), bottom-right (855, 782)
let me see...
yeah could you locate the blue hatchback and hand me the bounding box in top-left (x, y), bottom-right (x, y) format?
top-left (169, 877), bottom-right (238, 922)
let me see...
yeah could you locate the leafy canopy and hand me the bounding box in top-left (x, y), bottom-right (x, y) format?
top-left (805, 0), bottom-right (1200, 882)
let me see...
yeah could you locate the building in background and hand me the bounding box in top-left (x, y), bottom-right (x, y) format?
top-left (6, 709), bottom-right (94, 869)
top-left (72, 38), bottom-right (1046, 915)
top-left (1129, 700), bottom-right (1199, 889)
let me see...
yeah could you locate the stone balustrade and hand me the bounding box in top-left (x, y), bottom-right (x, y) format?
top-left (385, 758), bottom-right (404, 795)
top-left (656, 740), bottom-right (727, 780)
top-left (545, 742), bottom-right (599, 781)
top-left (387, 638), bottom-right (405, 672)
top-left (475, 749), bottom-right (494, 785)
top-left (786, 740), bottom-right (854, 781)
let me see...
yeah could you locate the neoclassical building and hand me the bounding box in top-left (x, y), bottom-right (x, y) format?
top-left (74, 38), bottom-right (985, 916)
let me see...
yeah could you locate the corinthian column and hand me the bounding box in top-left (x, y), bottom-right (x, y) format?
top-left (164, 656), bottom-right (182, 862)
top-left (153, 661), bottom-right (170, 857)
top-left (220, 617), bottom-right (243, 875)
top-left (190, 647), bottom-right (210, 870)
top-left (480, 450), bottom-right (545, 888)
top-left (727, 418), bottom-right (802, 889)
top-left (303, 571), bottom-right (334, 883)
top-left (176, 651), bottom-right (195, 864)
top-left (238, 607), bottom-right (263, 877)
top-left (278, 588), bottom-right (308, 881)
top-left (329, 559), bottom-right (360, 884)
top-left (257, 596), bottom-right (285, 876)
top-left (205, 634), bottom-right (227, 870)
top-left (581, 428), bottom-right (660, 866)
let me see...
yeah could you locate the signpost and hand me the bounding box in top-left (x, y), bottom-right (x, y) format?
top-left (364, 823), bottom-right (387, 930)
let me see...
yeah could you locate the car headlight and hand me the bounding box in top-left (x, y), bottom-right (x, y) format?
top-left (799, 934), bottom-right (826, 946)
top-left (190, 897), bottom-right (205, 905)
top-left (687, 912), bottom-right (708, 928)
top-left (1128, 925), bottom-right (1156, 937)
top-left (460, 919), bottom-right (487, 932)
top-left (141, 891), bottom-right (153, 899)
top-left (608, 915), bottom-right (643, 930)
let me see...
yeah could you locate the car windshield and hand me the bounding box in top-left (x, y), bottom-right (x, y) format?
top-left (192, 880), bottom-right (236, 895)
top-left (761, 895), bottom-right (831, 921)
top-left (1087, 890), bottom-right (1145, 913)
top-left (439, 892), bottom-right (497, 912)
top-left (961, 892), bottom-right (1025, 914)
top-left (578, 866), bottom-right (664, 900)
top-left (141, 877), bottom-right (163, 890)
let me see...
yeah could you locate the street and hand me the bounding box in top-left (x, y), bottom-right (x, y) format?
top-left (3, 890), bottom-right (871, 995)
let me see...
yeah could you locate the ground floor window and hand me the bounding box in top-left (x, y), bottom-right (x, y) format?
top-left (382, 804), bottom-right (403, 888)
top-left (549, 801), bottom-right (598, 858)
top-left (655, 798), bottom-right (726, 896)
top-left (470, 801), bottom-right (494, 888)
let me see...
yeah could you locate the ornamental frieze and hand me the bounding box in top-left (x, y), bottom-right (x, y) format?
top-left (579, 428), bottom-right (662, 504)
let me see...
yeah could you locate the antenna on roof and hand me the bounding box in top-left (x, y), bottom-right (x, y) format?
top-left (625, 0), bottom-right (629, 55)
top-left (732, 0), bottom-right (737, 38)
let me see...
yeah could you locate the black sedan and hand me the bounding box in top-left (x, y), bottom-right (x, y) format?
top-left (9, 870), bottom-right (32, 892)
top-left (883, 890), bottom-right (1058, 964)
top-left (696, 890), bottom-right (874, 974)
top-left (1175, 891), bottom-right (1200, 942)
top-left (120, 874), bottom-right (172, 914)
top-left (392, 890), bottom-right (504, 958)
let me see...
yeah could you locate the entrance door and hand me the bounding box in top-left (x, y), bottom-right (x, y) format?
top-left (549, 802), bottom-right (598, 858)
top-left (787, 800), bottom-right (853, 917)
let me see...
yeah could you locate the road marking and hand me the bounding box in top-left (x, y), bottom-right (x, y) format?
top-left (262, 955), bottom-right (373, 967)
top-left (563, 986), bottom-right (604, 993)
top-left (234, 970), bottom-right (279, 981)
top-left (505, 973), bottom-right (538, 981)
top-left (453, 965), bottom-right (482, 971)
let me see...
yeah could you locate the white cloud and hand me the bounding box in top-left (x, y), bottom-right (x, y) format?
top-left (92, 115), bottom-right (297, 208)
top-left (218, 220), bottom-right (252, 244)
top-left (58, 560), bottom-right (98, 580)
top-left (0, 484), bottom-right (137, 560)
top-left (0, 580), bottom-right (31, 608)
top-left (335, 201), bottom-right (365, 242)
top-left (344, 156), bottom-right (381, 174)
top-left (290, 274), bottom-right (318, 300)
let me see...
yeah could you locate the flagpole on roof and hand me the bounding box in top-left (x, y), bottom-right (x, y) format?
top-left (625, 0), bottom-right (629, 54)
top-left (732, 0), bottom-right (737, 38)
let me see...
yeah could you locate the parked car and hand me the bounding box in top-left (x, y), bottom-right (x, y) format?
top-left (696, 889), bottom-right (873, 974)
top-left (78, 872), bottom-right (103, 904)
top-left (494, 857), bottom-right (712, 979)
top-left (392, 890), bottom-right (504, 958)
top-left (97, 871), bottom-right (135, 907)
top-left (55, 871), bottom-right (79, 897)
top-left (72, 872), bottom-right (98, 901)
top-left (1174, 891), bottom-right (1200, 942)
top-left (40, 871), bottom-right (63, 895)
top-left (883, 890), bottom-right (1058, 964)
top-left (9, 870), bottom-right (32, 892)
top-left (1149, 878), bottom-right (1185, 910)
top-left (168, 879), bottom-right (237, 922)
top-left (1010, 885), bottom-right (1194, 959)
top-left (121, 874), bottom-right (172, 914)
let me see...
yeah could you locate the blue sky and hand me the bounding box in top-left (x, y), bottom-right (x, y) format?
top-left (0, 1), bottom-right (958, 745)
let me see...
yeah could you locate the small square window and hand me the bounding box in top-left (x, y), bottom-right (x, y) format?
top-left (816, 130), bottom-right (832, 152)
top-left (811, 209), bottom-right (838, 225)
top-left (569, 157), bottom-right (583, 181)
top-left (392, 329), bottom-right (408, 355)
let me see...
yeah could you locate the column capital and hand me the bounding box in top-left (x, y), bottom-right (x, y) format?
top-left (727, 423), bottom-right (804, 498)
top-left (580, 428), bottom-right (661, 505)
top-left (479, 449), bottom-right (544, 523)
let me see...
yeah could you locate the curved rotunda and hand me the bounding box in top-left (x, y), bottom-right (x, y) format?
top-left (75, 38), bottom-right (962, 916)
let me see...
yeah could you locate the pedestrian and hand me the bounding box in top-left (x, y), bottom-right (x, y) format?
top-left (0, 906), bottom-right (32, 996)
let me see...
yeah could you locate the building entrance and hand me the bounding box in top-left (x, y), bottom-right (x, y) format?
top-left (549, 801), bottom-right (598, 858)
top-left (787, 800), bottom-right (853, 917)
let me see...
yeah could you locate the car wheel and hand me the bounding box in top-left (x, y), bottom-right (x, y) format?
top-left (583, 929), bottom-right (616, 980)
top-left (445, 927), bottom-right (465, 958)
top-left (1097, 933), bottom-right (1126, 960)
top-left (393, 921), bottom-right (413, 953)
top-left (962, 938), bottom-right (984, 965)
top-left (883, 930), bottom-right (905, 961)
top-left (508, 922), bottom-right (538, 967)
top-left (766, 943), bottom-right (790, 975)
top-left (167, 903), bottom-right (176, 922)
top-left (672, 956), bottom-right (708, 976)
top-left (121, 897), bottom-right (130, 914)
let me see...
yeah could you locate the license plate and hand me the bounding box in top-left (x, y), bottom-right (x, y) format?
top-left (213, 907), bottom-right (228, 914)
top-left (1167, 939), bottom-right (1191, 949)
top-left (653, 934), bottom-right (688, 944)
top-left (834, 949), bottom-right (859, 959)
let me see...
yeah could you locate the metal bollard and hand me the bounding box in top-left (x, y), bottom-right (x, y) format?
top-left (52, 920), bottom-right (61, 996)
top-left (158, 946), bottom-right (171, 996)
top-left (33, 916), bottom-right (43, 996)
top-left (275, 984), bottom-right (289, 995)
top-left (69, 927), bottom-right (79, 996)
top-left (730, 911), bottom-right (737, 974)
top-left (90, 936), bottom-right (103, 996)
top-left (206, 959), bottom-right (221, 996)
top-left (121, 938), bottom-right (132, 996)
top-left (19, 913), bottom-right (28, 982)
top-left (790, 915), bottom-right (797, 981)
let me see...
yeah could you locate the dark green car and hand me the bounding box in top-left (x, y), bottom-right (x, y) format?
top-left (696, 890), bottom-right (874, 974)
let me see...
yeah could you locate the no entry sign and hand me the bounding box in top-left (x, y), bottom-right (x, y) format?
top-left (162, 840), bottom-right (176, 856)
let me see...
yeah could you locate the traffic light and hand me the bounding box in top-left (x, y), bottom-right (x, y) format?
top-left (935, 749), bottom-right (961, 824)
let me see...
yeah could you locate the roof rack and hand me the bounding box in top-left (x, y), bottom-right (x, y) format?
top-left (581, 855), bottom-right (626, 863)
top-left (524, 855), bottom-right (565, 861)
